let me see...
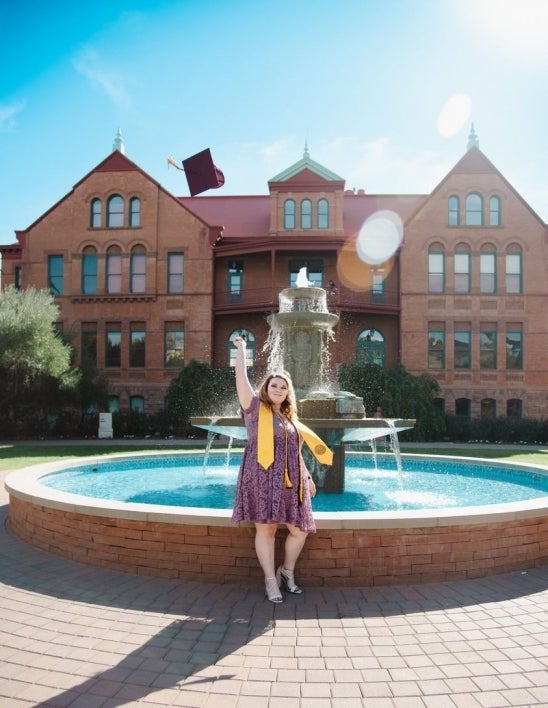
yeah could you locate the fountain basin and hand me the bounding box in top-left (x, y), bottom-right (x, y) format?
top-left (5, 451), bottom-right (548, 586)
top-left (269, 311), bottom-right (339, 328)
top-left (191, 416), bottom-right (415, 492)
top-left (191, 416), bottom-right (414, 443)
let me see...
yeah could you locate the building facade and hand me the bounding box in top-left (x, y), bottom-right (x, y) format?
top-left (2, 131), bottom-right (547, 420)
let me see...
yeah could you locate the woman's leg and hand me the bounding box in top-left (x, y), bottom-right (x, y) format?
top-left (277, 523), bottom-right (308, 594)
top-left (282, 523), bottom-right (308, 570)
top-left (255, 523), bottom-right (282, 602)
top-left (254, 522), bottom-right (278, 577)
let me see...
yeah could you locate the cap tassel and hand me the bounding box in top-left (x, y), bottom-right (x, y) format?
top-left (284, 468), bottom-right (293, 489)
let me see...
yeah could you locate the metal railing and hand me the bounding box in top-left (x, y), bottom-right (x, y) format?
top-left (214, 285), bottom-right (400, 311)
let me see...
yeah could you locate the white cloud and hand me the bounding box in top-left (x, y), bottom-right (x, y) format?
top-left (316, 136), bottom-right (453, 195)
top-left (261, 138), bottom-right (293, 158)
top-left (216, 135), bottom-right (455, 197)
top-left (0, 101), bottom-right (26, 131)
top-left (72, 46), bottom-right (131, 110)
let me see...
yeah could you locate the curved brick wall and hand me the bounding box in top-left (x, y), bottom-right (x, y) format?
top-left (7, 494), bottom-right (548, 586)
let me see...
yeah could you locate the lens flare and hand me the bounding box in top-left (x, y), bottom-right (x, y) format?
top-left (437, 93), bottom-right (472, 138)
top-left (356, 210), bottom-right (403, 266)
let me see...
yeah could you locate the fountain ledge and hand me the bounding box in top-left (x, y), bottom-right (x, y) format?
top-left (5, 453), bottom-right (548, 587)
top-left (190, 416), bottom-right (415, 442)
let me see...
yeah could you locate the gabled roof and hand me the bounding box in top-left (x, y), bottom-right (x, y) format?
top-left (74, 150), bottom-right (159, 187)
top-left (15, 151), bottom-right (192, 235)
top-left (268, 146), bottom-right (344, 183)
top-left (406, 146), bottom-right (546, 226)
top-left (450, 146), bottom-right (499, 175)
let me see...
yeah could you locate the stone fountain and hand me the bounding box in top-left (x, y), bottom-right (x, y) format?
top-left (192, 268), bottom-right (414, 491)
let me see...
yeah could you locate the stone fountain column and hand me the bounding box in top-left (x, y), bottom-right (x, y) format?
top-left (191, 269), bottom-right (415, 493)
top-left (266, 272), bottom-right (365, 491)
top-left (267, 285), bottom-right (338, 397)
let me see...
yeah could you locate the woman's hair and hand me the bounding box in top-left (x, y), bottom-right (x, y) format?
top-left (258, 371), bottom-right (298, 420)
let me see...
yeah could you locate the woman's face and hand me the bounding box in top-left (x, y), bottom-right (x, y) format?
top-left (267, 377), bottom-right (289, 406)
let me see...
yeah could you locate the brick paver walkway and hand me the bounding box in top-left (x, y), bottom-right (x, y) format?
top-left (1, 455), bottom-right (548, 707)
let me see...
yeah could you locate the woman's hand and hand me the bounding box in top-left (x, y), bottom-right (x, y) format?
top-left (308, 476), bottom-right (317, 498)
top-left (234, 336), bottom-right (253, 410)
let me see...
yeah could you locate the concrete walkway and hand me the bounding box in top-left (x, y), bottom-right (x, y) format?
top-left (1, 444), bottom-right (548, 707)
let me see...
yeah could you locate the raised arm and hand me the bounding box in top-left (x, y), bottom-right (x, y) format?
top-left (233, 336), bottom-right (254, 411)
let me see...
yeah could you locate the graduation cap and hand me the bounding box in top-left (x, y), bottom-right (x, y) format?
top-left (167, 148), bottom-right (225, 196)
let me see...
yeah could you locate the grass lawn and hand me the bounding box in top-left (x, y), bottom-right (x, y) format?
top-left (1, 442), bottom-right (548, 473)
top-left (0, 443), bottom-right (203, 472)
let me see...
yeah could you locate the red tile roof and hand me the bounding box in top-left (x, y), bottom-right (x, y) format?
top-left (179, 192), bottom-right (426, 239)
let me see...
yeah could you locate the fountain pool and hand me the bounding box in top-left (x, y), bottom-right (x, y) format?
top-left (6, 450), bottom-right (548, 587)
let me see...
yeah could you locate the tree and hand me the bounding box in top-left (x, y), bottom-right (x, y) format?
top-left (165, 360), bottom-right (236, 435)
top-left (0, 286), bottom-right (79, 431)
top-left (380, 364), bottom-right (445, 440)
top-left (337, 360), bottom-right (385, 416)
top-left (337, 360), bottom-right (445, 441)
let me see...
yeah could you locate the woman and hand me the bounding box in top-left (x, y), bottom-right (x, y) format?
top-left (231, 336), bottom-right (332, 603)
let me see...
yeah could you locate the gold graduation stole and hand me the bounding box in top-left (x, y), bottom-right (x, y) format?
top-left (257, 402), bottom-right (333, 471)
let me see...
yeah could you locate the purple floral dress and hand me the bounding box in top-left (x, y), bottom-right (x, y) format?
top-left (232, 396), bottom-right (316, 533)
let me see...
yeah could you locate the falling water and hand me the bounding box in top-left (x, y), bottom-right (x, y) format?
top-left (262, 327), bottom-right (284, 373)
top-left (369, 438), bottom-right (378, 473)
top-left (388, 421), bottom-right (404, 497)
top-left (203, 431), bottom-right (236, 473)
top-left (203, 431), bottom-right (217, 472)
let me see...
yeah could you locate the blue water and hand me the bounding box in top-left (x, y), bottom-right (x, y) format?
top-left (39, 453), bottom-right (548, 512)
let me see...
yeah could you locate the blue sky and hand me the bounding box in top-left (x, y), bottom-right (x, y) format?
top-left (1, 0), bottom-right (548, 245)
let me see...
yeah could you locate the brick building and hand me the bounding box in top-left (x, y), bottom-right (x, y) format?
top-left (1, 128), bottom-right (547, 420)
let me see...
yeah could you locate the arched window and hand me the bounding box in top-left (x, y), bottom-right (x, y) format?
top-left (489, 195), bottom-right (501, 226)
top-left (317, 198), bottom-right (329, 228)
top-left (284, 199), bottom-right (296, 229)
top-left (428, 243), bottom-right (445, 293)
top-left (130, 395), bottom-right (145, 413)
top-left (481, 398), bottom-right (496, 419)
top-left (506, 399), bottom-right (522, 419)
top-left (106, 245), bottom-right (122, 293)
top-left (229, 330), bottom-right (256, 368)
top-left (455, 398), bottom-right (471, 417)
top-left (300, 199), bottom-right (312, 229)
top-left (108, 395), bottom-right (120, 413)
top-left (129, 197), bottom-right (141, 227)
top-left (130, 245), bottom-right (146, 293)
top-left (448, 195), bottom-right (460, 226)
top-left (454, 243), bottom-right (471, 293)
top-left (465, 193), bottom-right (483, 226)
top-left (433, 397), bottom-right (445, 416)
top-left (480, 244), bottom-right (497, 293)
top-left (81, 245), bottom-right (98, 294)
top-left (107, 195), bottom-right (124, 228)
top-left (505, 244), bottom-right (522, 294)
top-left (90, 198), bottom-right (102, 228)
top-left (356, 328), bottom-right (385, 366)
